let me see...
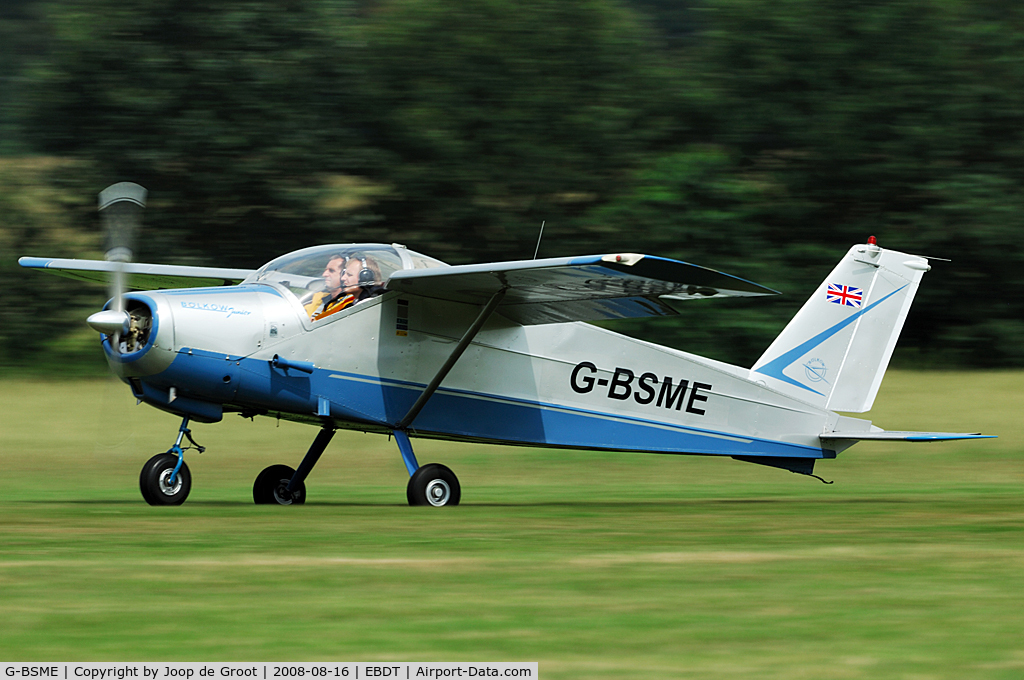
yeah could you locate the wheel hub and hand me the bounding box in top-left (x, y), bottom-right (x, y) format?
top-left (425, 479), bottom-right (450, 506)
top-left (157, 468), bottom-right (182, 496)
top-left (273, 482), bottom-right (295, 505)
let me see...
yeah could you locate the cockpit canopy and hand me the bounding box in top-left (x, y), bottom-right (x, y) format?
top-left (243, 243), bottom-right (447, 301)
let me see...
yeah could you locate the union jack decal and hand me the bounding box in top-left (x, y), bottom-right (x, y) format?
top-left (826, 283), bottom-right (864, 308)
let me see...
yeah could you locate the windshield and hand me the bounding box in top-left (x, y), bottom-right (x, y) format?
top-left (243, 243), bottom-right (447, 302)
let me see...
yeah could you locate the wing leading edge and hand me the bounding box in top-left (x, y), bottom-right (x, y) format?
top-left (386, 253), bottom-right (778, 325)
top-left (18, 257), bottom-right (254, 290)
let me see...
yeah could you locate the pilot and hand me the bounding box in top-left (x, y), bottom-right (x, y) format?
top-left (343, 253), bottom-right (386, 305)
top-left (305, 253), bottom-right (356, 321)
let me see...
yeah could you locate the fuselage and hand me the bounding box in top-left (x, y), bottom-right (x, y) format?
top-left (106, 281), bottom-right (843, 464)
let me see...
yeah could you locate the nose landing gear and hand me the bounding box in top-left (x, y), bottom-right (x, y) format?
top-left (140, 416), bottom-right (205, 505)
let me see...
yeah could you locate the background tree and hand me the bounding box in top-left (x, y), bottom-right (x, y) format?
top-left (22, 0), bottom-right (373, 268)
top-left (620, 0), bottom-right (1024, 364)
top-left (0, 0), bottom-right (44, 154)
top-left (0, 157), bottom-right (105, 374)
top-left (3, 0), bottom-right (1023, 372)
top-left (354, 0), bottom-right (678, 264)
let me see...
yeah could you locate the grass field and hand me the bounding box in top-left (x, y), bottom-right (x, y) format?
top-left (1, 372), bottom-right (1021, 678)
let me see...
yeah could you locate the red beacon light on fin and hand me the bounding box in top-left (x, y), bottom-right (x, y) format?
top-left (601, 253), bottom-right (644, 266)
top-left (867, 235), bottom-right (877, 245)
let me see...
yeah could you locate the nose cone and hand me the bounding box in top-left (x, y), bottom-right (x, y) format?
top-left (98, 294), bottom-right (164, 369)
top-left (87, 309), bottom-right (130, 335)
top-left (93, 293), bottom-right (185, 384)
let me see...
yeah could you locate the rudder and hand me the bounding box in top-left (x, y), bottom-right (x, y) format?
top-left (750, 239), bottom-right (931, 412)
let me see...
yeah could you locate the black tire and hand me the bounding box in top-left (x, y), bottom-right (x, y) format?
top-left (139, 453), bottom-right (192, 506)
top-left (253, 464), bottom-right (305, 505)
top-left (407, 463), bottom-right (461, 507)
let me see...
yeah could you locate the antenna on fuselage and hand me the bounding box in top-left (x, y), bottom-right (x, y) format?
top-left (532, 221), bottom-right (546, 260)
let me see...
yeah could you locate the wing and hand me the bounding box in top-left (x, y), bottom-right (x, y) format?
top-left (386, 253), bottom-right (778, 325)
top-left (19, 257), bottom-right (254, 290)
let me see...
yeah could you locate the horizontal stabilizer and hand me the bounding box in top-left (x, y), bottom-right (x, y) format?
top-left (387, 253), bottom-right (778, 325)
top-left (19, 257), bottom-right (253, 290)
top-left (821, 431), bottom-right (995, 443)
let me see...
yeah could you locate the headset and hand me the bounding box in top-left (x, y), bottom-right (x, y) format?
top-left (348, 254), bottom-right (376, 287)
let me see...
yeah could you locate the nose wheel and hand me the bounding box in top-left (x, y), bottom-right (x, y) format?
top-left (140, 453), bottom-right (192, 505)
top-left (139, 416), bottom-right (203, 506)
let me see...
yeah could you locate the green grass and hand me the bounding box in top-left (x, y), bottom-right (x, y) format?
top-left (1, 372), bottom-right (1022, 678)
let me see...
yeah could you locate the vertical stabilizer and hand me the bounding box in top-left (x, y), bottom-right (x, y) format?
top-left (750, 240), bottom-right (930, 413)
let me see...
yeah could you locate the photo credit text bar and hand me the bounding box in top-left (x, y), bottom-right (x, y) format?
top-left (1, 664), bottom-right (538, 680)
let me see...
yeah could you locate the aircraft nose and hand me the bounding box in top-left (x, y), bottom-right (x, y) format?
top-left (99, 295), bottom-right (158, 358)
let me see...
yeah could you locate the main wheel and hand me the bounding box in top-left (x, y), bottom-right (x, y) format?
top-left (253, 464), bottom-right (305, 505)
top-left (407, 463), bottom-right (461, 507)
top-left (139, 453), bottom-right (192, 506)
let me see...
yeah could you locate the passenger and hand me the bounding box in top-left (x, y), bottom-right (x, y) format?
top-left (305, 253), bottom-right (356, 321)
top-left (342, 254), bottom-right (386, 305)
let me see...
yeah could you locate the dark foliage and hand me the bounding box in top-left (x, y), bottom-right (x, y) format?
top-left (2, 0), bottom-right (1022, 370)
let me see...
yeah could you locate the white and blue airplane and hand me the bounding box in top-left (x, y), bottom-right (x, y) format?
top-left (20, 183), bottom-right (992, 506)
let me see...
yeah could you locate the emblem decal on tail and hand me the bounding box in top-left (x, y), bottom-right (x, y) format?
top-left (826, 283), bottom-right (863, 308)
top-left (754, 285), bottom-right (907, 397)
top-left (803, 358), bottom-right (828, 383)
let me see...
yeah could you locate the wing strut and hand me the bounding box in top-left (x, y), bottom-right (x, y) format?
top-left (395, 287), bottom-right (508, 431)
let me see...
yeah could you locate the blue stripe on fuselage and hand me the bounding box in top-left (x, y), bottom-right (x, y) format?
top-left (149, 352), bottom-right (825, 459)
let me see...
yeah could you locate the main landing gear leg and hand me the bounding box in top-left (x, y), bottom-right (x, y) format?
top-left (395, 430), bottom-right (461, 507)
top-left (254, 425), bottom-right (336, 505)
top-left (140, 416), bottom-right (205, 506)
top-left (390, 290), bottom-right (505, 509)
